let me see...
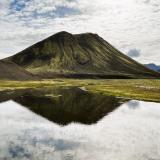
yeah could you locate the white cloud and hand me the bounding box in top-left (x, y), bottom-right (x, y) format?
top-left (0, 0), bottom-right (160, 64)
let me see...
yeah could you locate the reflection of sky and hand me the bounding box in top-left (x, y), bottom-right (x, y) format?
top-left (0, 100), bottom-right (160, 159)
top-left (127, 100), bottom-right (140, 109)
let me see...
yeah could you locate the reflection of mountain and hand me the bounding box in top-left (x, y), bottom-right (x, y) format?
top-left (12, 87), bottom-right (126, 125)
top-left (0, 90), bottom-right (27, 103)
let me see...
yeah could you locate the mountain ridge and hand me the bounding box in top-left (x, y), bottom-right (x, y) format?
top-left (145, 63), bottom-right (160, 72)
top-left (5, 31), bottom-right (160, 79)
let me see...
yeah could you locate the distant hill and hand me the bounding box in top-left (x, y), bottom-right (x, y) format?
top-left (0, 60), bottom-right (37, 80)
top-left (5, 31), bottom-right (160, 78)
top-left (145, 63), bottom-right (160, 72)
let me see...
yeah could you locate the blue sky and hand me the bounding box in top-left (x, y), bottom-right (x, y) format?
top-left (0, 0), bottom-right (160, 64)
top-left (10, 0), bottom-right (28, 11)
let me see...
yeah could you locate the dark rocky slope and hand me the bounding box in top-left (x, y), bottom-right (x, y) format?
top-left (0, 60), bottom-right (37, 80)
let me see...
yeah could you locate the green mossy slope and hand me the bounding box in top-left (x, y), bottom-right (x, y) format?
top-left (5, 31), bottom-right (160, 78)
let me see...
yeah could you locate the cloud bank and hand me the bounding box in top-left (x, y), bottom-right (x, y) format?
top-left (0, 0), bottom-right (160, 64)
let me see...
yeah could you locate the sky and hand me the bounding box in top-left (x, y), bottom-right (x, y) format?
top-left (0, 0), bottom-right (160, 64)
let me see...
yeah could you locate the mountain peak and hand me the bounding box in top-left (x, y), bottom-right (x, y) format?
top-left (54, 31), bottom-right (72, 36)
top-left (53, 31), bottom-right (98, 39)
top-left (50, 31), bottom-right (75, 43)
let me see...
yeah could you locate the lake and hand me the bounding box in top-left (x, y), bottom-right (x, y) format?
top-left (0, 87), bottom-right (160, 160)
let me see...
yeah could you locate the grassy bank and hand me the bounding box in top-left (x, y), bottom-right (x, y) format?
top-left (0, 79), bottom-right (160, 102)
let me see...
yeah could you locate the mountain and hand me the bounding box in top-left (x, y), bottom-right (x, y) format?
top-left (145, 63), bottom-right (160, 72)
top-left (0, 60), bottom-right (37, 80)
top-left (5, 31), bottom-right (160, 78)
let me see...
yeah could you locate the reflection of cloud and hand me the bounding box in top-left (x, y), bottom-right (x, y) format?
top-left (127, 100), bottom-right (140, 109)
top-left (127, 49), bottom-right (141, 58)
top-left (1, 100), bottom-right (160, 159)
top-left (8, 144), bottom-right (31, 159)
top-left (52, 139), bottom-right (80, 151)
top-left (7, 137), bottom-right (80, 159)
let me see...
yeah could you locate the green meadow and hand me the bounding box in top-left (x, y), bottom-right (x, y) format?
top-left (0, 79), bottom-right (160, 102)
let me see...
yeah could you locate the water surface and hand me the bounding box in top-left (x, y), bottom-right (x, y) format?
top-left (0, 87), bottom-right (160, 160)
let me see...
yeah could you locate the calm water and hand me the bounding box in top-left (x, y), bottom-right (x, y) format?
top-left (0, 87), bottom-right (160, 160)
